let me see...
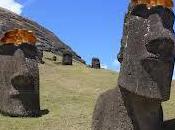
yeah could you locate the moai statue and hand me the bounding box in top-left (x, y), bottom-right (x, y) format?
top-left (62, 50), bottom-right (73, 65)
top-left (91, 58), bottom-right (101, 69)
top-left (0, 29), bottom-right (40, 117)
top-left (92, 1), bottom-right (175, 130)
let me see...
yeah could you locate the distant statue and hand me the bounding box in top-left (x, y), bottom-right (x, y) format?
top-left (92, 1), bottom-right (175, 130)
top-left (62, 50), bottom-right (73, 65)
top-left (0, 29), bottom-right (40, 117)
top-left (91, 58), bottom-right (101, 69)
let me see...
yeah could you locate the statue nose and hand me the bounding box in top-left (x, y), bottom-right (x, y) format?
top-left (14, 49), bottom-right (25, 59)
top-left (11, 73), bottom-right (34, 91)
top-left (146, 39), bottom-right (174, 59)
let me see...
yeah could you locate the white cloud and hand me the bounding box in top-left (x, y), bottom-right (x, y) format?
top-left (172, 70), bottom-right (175, 79)
top-left (112, 59), bottom-right (121, 72)
top-left (101, 64), bottom-right (108, 69)
top-left (0, 0), bottom-right (23, 15)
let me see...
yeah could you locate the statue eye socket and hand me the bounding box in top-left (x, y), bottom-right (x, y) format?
top-left (131, 4), bottom-right (149, 18)
top-left (19, 43), bottom-right (38, 58)
top-left (0, 44), bottom-right (17, 55)
top-left (146, 39), bottom-right (174, 58)
top-left (0, 43), bottom-right (37, 58)
top-left (149, 6), bottom-right (175, 30)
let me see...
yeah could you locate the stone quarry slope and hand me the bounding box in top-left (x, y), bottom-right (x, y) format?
top-left (0, 7), bottom-right (85, 63)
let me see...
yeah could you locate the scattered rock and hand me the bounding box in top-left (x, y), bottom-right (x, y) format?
top-left (52, 56), bottom-right (57, 61)
top-left (62, 50), bottom-right (73, 65)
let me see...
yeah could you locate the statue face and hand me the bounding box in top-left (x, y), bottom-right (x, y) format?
top-left (118, 5), bottom-right (175, 100)
top-left (0, 44), bottom-right (40, 116)
top-left (142, 38), bottom-right (174, 100)
top-left (137, 6), bottom-right (175, 100)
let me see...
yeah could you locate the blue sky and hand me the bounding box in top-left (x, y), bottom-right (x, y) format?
top-left (0, 0), bottom-right (175, 74)
top-left (11, 0), bottom-right (128, 71)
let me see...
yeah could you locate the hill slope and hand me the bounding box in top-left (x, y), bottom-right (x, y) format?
top-left (0, 7), bottom-right (85, 63)
top-left (0, 52), bottom-right (174, 130)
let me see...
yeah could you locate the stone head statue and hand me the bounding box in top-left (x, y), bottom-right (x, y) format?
top-left (62, 50), bottom-right (73, 65)
top-left (118, 4), bottom-right (175, 101)
top-left (0, 29), bottom-right (40, 117)
top-left (92, 58), bottom-right (101, 69)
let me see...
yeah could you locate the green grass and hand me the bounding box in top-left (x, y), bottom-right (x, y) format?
top-left (0, 52), bottom-right (175, 130)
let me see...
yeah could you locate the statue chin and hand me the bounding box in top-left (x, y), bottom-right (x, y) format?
top-left (6, 92), bottom-right (40, 117)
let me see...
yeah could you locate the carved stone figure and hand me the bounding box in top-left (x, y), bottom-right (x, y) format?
top-left (62, 50), bottom-right (73, 65)
top-left (92, 2), bottom-right (175, 130)
top-left (92, 58), bottom-right (101, 69)
top-left (0, 29), bottom-right (40, 117)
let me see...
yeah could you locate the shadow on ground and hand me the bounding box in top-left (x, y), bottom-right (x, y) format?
top-left (163, 119), bottom-right (175, 130)
top-left (40, 109), bottom-right (49, 116)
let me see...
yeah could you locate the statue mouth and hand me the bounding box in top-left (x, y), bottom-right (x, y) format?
top-left (145, 57), bottom-right (159, 61)
top-left (144, 55), bottom-right (160, 62)
top-left (145, 56), bottom-right (173, 62)
top-left (10, 89), bottom-right (35, 98)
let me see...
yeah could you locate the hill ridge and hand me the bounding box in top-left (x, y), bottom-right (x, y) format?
top-left (0, 7), bottom-right (85, 63)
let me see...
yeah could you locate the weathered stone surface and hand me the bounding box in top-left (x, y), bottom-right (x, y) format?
top-left (118, 4), bottom-right (175, 130)
top-left (91, 58), bottom-right (100, 69)
top-left (92, 87), bottom-right (163, 130)
top-left (0, 7), bottom-right (85, 64)
top-left (92, 88), bottom-right (134, 130)
top-left (62, 50), bottom-right (73, 65)
top-left (0, 44), bottom-right (40, 117)
top-left (118, 4), bottom-right (175, 101)
top-left (120, 87), bottom-right (163, 130)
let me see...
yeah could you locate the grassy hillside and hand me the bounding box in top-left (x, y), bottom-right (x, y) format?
top-left (0, 52), bottom-right (175, 130)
